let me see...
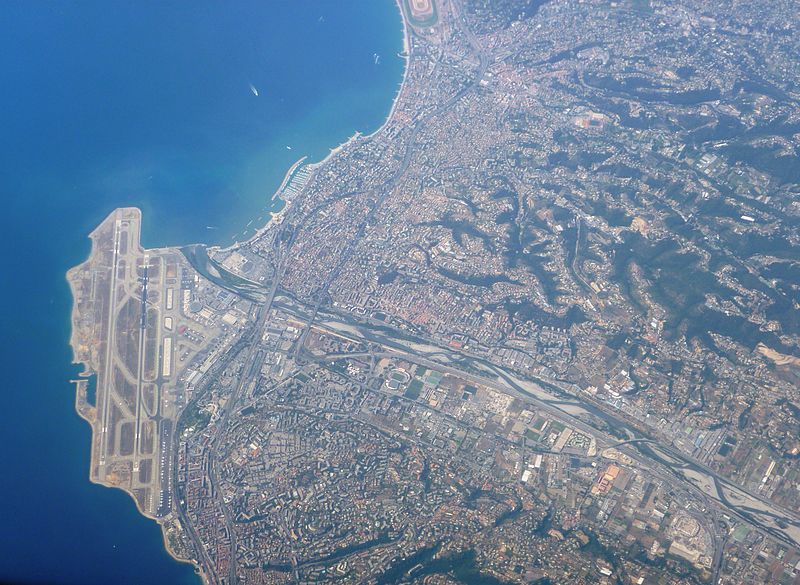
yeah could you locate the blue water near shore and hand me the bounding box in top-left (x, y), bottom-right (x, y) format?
top-left (0, 2), bottom-right (403, 584)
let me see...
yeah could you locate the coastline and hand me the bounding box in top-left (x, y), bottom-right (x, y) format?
top-left (64, 3), bottom-right (413, 582)
top-left (264, 0), bottom-right (411, 214)
top-left (213, 0), bottom-right (411, 257)
top-left (362, 0), bottom-right (411, 141)
top-left (66, 214), bottom-right (199, 583)
top-left (221, 155), bottom-right (308, 252)
top-left (305, 0), bottom-right (410, 163)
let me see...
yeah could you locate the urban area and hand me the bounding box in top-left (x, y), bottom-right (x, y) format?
top-left (69, 0), bottom-right (800, 583)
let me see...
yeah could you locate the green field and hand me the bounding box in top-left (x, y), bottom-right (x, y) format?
top-left (405, 379), bottom-right (424, 399)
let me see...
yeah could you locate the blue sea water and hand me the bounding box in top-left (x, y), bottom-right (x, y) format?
top-left (0, 2), bottom-right (403, 584)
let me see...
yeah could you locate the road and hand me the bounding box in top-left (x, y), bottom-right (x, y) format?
top-left (273, 293), bottom-right (800, 552)
top-left (175, 233), bottom-right (290, 585)
top-left (165, 6), bottom-right (800, 577)
top-left (289, 9), bottom-right (492, 356)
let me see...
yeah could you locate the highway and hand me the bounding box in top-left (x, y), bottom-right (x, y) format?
top-left (184, 242), bottom-right (800, 560)
top-left (171, 338), bottom-right (239, 585)
top-left (162, 8), bottom-right (800, 578)
top-left (174, 234), bottom-right (290, 585)
top-left (273, 293), bottom-right (800, 553)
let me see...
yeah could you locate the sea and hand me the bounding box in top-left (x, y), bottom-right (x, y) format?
top-left (0, 2), bottom-right (403, 584)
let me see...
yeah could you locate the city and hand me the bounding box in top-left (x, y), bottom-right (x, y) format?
top-left (68, 0), bottom-right (800, 583)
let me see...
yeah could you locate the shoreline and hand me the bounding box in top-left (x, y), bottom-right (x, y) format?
top-left (222, 0), bottom-right (410, 255)
top-left (65, 3), bottom-right (413, 582)
top-left (220, 155), bottom-right (308, 252)
top-left (363, 0), bottom-right (410, 141)
top-left (254, 0), bottom-right (411, 224)
top-left (302, 0), bottom-right (410, 169)
top-left (128, 2), bottom-right (411, 260)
